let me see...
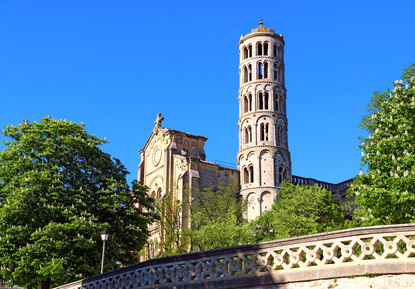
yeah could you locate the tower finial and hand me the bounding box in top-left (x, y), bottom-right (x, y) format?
top-left (259, 19), bottom-right (263, 26)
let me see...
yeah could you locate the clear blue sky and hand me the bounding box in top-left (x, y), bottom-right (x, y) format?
top-left (1, 0), bottom-right (414, 185)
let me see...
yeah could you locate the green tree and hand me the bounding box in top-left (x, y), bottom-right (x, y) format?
top-left (251, 182), bottom-right (347, 242)
top-left (349, 63), bottom-right (415, 225)
top-left (146, 181), bottom-right (250, 257)
top-left (147, 189), bottom-right (191, 258)
top-left (0, 117), bottom-right (157, 289)
top-left (189, 182), bottom-right (250, 252)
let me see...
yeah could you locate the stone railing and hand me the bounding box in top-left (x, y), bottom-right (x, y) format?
top-left (291, 175), bottom-right (354, 201)
top-left (54, 224), bottom-right (415, 289)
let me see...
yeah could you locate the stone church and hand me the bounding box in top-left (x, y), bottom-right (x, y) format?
top-left (137, 21), bottom-right (352, 250)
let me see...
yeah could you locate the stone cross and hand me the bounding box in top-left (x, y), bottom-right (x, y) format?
top-left (154, 113), bottom-right (164, 129)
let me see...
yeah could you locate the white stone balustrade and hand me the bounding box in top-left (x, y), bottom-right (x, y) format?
top-left (54, 224), bottom-right (415, 289)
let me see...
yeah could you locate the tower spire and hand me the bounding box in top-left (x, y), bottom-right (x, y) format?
top-left (259, 19), bottom-right (263, 26)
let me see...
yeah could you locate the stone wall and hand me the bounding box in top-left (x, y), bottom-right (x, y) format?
top-left (198, 160), bottom-right (240, 190)
top-left (53, 224), bottom-right (415, 289)
top-left (267, 274), bottom-right (415, 289)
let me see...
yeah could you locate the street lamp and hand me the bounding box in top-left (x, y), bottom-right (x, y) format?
top-left (100, 229), bottom-right (108, 274)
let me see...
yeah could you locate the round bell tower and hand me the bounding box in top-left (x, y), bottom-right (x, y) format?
top-left (237, 20), bottom-right (291, 220)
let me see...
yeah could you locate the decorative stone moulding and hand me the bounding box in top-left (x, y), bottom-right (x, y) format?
top-left (53, 224), bottom-right (415, 289)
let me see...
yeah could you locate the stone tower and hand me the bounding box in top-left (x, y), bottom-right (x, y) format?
top-left (237, 20), bottom-right (291, 221)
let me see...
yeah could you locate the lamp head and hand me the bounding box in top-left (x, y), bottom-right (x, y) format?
top-left (101, 229), bottom-right (109, 241)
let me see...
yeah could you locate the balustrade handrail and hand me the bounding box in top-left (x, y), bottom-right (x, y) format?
top-left (54, 224), bottom-right (415, 289)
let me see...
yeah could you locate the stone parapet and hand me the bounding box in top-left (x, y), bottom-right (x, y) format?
top-left (291, 175), bottom-right (354, 201)
top-left (54, 224), bottom-right (415, 289)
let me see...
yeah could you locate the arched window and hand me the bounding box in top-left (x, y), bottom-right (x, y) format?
top-left (274, 64), bottom-right (278, 81)
top-left (274, 45), bottom-right (278, 57)
top-left (244, 126), bottom-right (252, 144)
top-left (248, 94), bottom-right (253, 111)
top-left (264, 62), bottom-right (268, 79)
top-left (258, 63), bottom-right (263, 79)
top-left (248, 64), bottom-right (252, 81)
top-left (244, 167), bottom-right (249, 184)
top-left (260, 123), bottom-right (269, 141)
top-left (278, 126), bottom-right (284, 143)
top-left (259, 92), bottom-right (263, 109)
top-left (258, 92), bottom-right (268, 110)
top-left (243, 66), bottom-right (248, 83)
top-left (249, 166), bottom-right (254, 183)
top-left (248, 45), bottom-right (252, 58)
top-left (257, 42), bottom-right (263, 56)
top-left (244, 95), bottom-right (248, 113)
top-left (265, 124), bottom-right (269, 141)
top-left (279, 166), bottom-right (283, 184)
top-left (243, 47), bottom-right (248, 59)
top-left (275, 93), bottom-right (279, 111)
top-left (264, 92), bottom-right (269, 109)
top-left (264, 42), bottom-right (268, 56)
top-left (278, 67), bottom-right (283, 82)
top-left (244, 127), bottom-right (249, 144)
top-left (278, 47), bottom-right (283, 59)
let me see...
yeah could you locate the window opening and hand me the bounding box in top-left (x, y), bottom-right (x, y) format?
top-left (264, 92), bottom-right (269, 109)
top-left (274, 64), bottom-right (278, 81)
top-left (259, 92), bottom-right (263, 109)
top-left (258, 63), bottom-right (263, 79)
top-left (244, 167), bottom-right (249, 184)
top-left (249, 166), bottom-right (254, 183)
top-left (275, 94), bottom-right (279, 111)
top-left (257, 43), bottom-right (263, 55)
top-left (264, 43), bottom-right (268, 56)
top-left (244, 47), bottom-right (248, 59)
top-left (279, 166), bottom-right (283, 184)
top-left (264, 62), bottom-right (268, 79)
top-left (244, 127), bottom-right (249, 144)
top-left (265, 123), bottom-right (269, 141)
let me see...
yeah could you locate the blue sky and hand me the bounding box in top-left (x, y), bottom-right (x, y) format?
top-left (1, 0), bottom-right (414, 185)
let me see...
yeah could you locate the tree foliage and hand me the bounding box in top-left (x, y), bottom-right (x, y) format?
top-left (146, 181), bottom-right (249, 258)
top-left (189, 182), bottom-right (250, 252)
top-left (146, 189), bottom-right (191, 258)
top-left (0, 117), bottom-right (157, 289)
top-left (350, 63), bottom-right (415, 225)
top-left (251, 182), bottom-right (347, 242)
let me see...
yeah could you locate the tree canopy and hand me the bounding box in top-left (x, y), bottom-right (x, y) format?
top-left (189, 182), bottom-right (250, 252)
top-left (145, 181), bottom-right (250, 258)
top-left (0, 117), bottom-right (157, 289)
top-left (251, 182), bottom-right (347, 242)
top-left (349, 63), bottom-right (415, 225)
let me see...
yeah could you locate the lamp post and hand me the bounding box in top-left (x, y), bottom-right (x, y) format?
top-left (100, 229), bottom-right (108, 274)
